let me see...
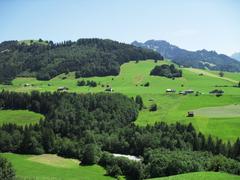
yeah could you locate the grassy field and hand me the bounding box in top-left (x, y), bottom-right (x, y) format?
top-left (148, 172), bottom-right (240, 180)
top-left (0, 60), bottom-right (240, 141)
top-left (0, 110), bottom-right (44, 126)
top-left (1, 153), bottom-right (113, 180)
top-left (194, 104), bottom-right (240, 118)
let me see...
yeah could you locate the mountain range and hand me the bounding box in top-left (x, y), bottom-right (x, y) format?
top-left (132, 40), bottom-right (240, 72)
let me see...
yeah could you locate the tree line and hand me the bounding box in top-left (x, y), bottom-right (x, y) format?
top-left (0, 91), bottom-right (240, 179)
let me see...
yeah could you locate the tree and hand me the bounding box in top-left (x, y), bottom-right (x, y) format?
top-left (81, 144), bottom-right (101, 165)
top-left (144, 82), bottom-right (150, 87)
top-left (20, 130), bottom-right (44, 154)
top-left (206, 136), bottom-right (215, 153)
top-left (42, 128), bottom-right (55, 153)
top-left (0, 157), bottom-right (15, 180)
top-left (107, 164), bottom-right (122, 177)
top-left (135, 95), bottom-right (144, 110)
top-left (219, 71), bottom-right (224, 77)
top-left (77, 80), bottom-right (86, 86)
top-left (149, 104), bottom-right (157, 111)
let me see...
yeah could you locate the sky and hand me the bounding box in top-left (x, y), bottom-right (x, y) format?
top-left (0, 0), bottom-right (239, 55)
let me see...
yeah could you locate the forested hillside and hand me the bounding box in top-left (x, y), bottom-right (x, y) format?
top-left (1, 91), bottom-right (240, 179)
top-left (0, 39), bottom-right (163, 84)
top-left (132, 40), bottom-right (240, 72)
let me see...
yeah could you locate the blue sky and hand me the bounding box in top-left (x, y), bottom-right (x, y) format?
top-left (0, 0), bottom-right (239, 55)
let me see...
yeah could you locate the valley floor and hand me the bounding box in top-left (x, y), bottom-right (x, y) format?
top-left (1, 60), bottom-right (239, 141)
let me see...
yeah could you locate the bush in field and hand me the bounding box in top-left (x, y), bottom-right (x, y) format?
top-left (149, 104), bottom-right (157, 111)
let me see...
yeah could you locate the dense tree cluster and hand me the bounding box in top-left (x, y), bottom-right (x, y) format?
top-left (77, 80), bottom-right (97, 87)
top-left (144, 148), bottom-right (240, 178)
top-left (0, 91), bottom-right (240, 179)
top-left (150, 64), bottom-right (182, 78)
top-left (99, 152), bottom-right (145, 179)
top-left (0, 39), bottom-right (163, 84)
top-left (0, 156), bottom-right (15, 180)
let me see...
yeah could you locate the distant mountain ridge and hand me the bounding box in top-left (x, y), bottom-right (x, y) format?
top-left (231, 52), bottom-right (240, 61)
top-left (132, 40), bottom-right (240, 72)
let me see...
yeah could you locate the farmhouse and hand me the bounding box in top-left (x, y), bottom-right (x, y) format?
top-left (105, 87), bottom-right (113, 92)
top-left (179, 89), bottom-right (194, 95)
top-left (179, 91), bottom-right (187, 95)
top-left (185, 89), bottom-right (194, 94)
top-left (209, 89), bottom-right (224, 95)
top-left (166, 89), bottom-right (176, 93)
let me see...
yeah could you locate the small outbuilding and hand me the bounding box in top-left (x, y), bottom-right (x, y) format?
top-left (57, 86), bottom-right (69, 92)
top-left (187, 111), bottom-right (194, 117)
top-left (185, 89), bottom-right (194, 94)
top-left (209, 89), bottom-right (224, 96)
top-left (105, 87), bottom-right (113, 92)
top-left (24, 83), bottom-right (31, 87)
top-left (179, 91), bottom-right (187, 95)
top-left (166, 89), bottom-right (176, 93)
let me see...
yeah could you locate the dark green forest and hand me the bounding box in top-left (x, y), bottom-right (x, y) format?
top-left (0, 39), bottom-right (162, 84)
top-left (0, 91), bottom-right (240, 179)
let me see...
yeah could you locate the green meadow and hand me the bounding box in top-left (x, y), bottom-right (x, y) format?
top-left (1, 153), bottom-right (113, 180)
top-left (0, 110), bottom-right (43, 126)
top-left (148, 172), bottom-right (240, 180)
top-left (0, 60), bottom-right (239, 141)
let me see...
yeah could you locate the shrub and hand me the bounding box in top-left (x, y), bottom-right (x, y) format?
top-left (149, 104), bottom-right (157, 111)
top-left (81, 144), bottom-right (101, 165)
top-left (77, 80), bottom-right (86, 86)
top-left (144, 82), bottom-right (150, 87)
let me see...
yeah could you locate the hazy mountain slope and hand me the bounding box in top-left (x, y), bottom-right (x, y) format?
top-left (132, 40), bottom-right (240, 72)
top-left (231, 52), bottom-right (240, 61)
